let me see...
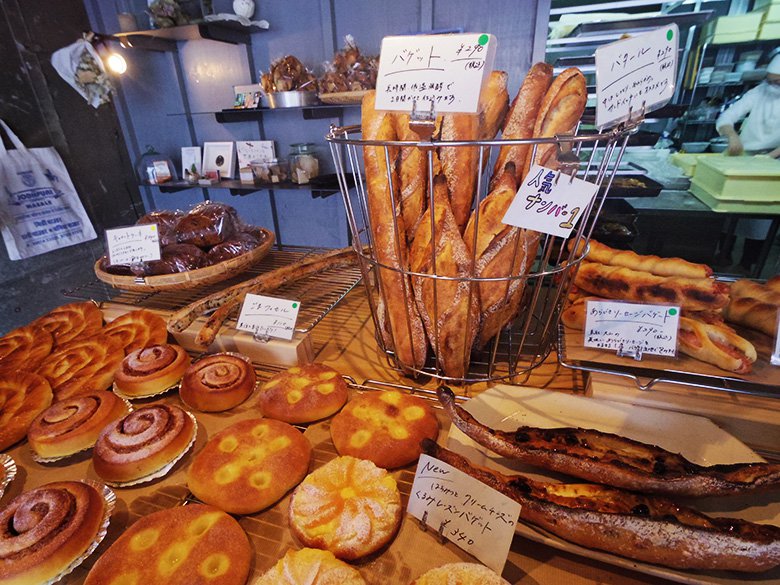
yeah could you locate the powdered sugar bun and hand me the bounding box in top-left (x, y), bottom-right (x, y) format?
top-left (411, 563), bottom-right (509, 584)
top-left (257, 548), bottom-right (366, 584)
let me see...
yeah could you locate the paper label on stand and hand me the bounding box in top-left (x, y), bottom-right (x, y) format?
top-left (595, 24), bottom-right (679, 128)
top-left (771, 313), bottom-right (780, 366)
top-left (375, 33), bottom-right (496, 113)
top-left (407, 454), bottom-right (520, 575)
top-left (584, 300), bottom-right (680, 357)
top-left (236, 294), bottom-right (300, 341)
top-left (106, 224), bottom-right (161, 265)
top-left (501, 164), bottom-right (597, 238)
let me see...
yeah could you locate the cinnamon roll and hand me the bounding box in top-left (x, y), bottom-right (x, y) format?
top-left (0, 324), bottom-right (53, 372)
top-left (0, 481), bottom-right (107, 585)
top-left (179, 353), bottom-right (256, 412)
top-left (29, 301), bottom-right (103, 347)
top-left (28, 391), bottom-right (130, 459)
top-left (93, 404), bottom-right (196, 484)
top-left (0, 371), bottom-right (53, 451)
top-left (114, 343), bottom-right (190, 398)
top-left (102, 309), bottom-right (168, 354)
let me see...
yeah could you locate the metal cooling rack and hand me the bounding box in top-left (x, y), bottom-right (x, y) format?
top-left (62, 246), bottom-right (362, 334)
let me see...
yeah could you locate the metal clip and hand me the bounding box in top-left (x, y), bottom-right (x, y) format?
top-left (555, 142), bottom-right (580, 185)
top-left (617, 343), bottom-right (644, 361)
top-left (409, 99), bottom-right (437, 141)
top-left (252, 332), bottom-right (271, 344)
top-left (419, 511), bottom-right (448, 544)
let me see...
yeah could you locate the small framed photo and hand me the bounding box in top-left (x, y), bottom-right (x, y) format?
top-left (236, 140), bottom-right (275, 168)
top-left (233, 84), bottom-right (263, 109)
top-left (202, 141), bottom-right (236, 179)
top-left (181, 146), bottom-right (202, 178)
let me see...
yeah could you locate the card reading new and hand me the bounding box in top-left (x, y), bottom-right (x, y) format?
top-left (106, 224), bottom-right (161, 266)
top-left (375, 33), bottom-right (496, 114)
top-left (584, 300), bottom-right (680, 358)
top-left (595, 25), bottom-right (679, 129)
top-left (236, 293), bottom-right (300, 341)
top-left (502, 164), bottom-right (598, 238)
top-left (408, 454), bottom-right (520, 574)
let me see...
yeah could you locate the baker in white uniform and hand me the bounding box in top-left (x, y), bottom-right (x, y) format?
top-left (714, 52), bottom-right (780, 270)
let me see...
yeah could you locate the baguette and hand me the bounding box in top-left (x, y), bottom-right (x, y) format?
top-left (730, 279), bottom-right (780, 306)
top-left (569, 239), bottom-right (713, 279)
top-left (678, 315), bottom-right (757, 374)
top-left (524, 67), bottom-right (587, 173)
top-left (477, 70), bottom-right (509, 141)
top-left (574, 261), bottom-right (729, 311)
top-left (423, 440), bottom-right (780, 573)
top-left (437, 386), bottom-right (780, 498)
top-left (490, 62), bottom-right (553, 189)
top-left (363, 91), bottom-right (427, 370)
top-left (723, 296), bottom-right (779, 337)
top-left (767, 274), bottom-right (780, 292)
top-left (409, 175), bottom-right (479, 378)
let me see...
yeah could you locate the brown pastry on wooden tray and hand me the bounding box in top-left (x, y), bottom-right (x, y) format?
top-left (113, 343), bottom-right (190, 398)
top-left (723, 279), bottom-right (780, 337)
top-left (103, 309), bottom-right (168, 354)
top-left (29, 301), bottom-right (103, 347)
top-left (0, 371), bottom-right (53, 451)
top-left (0, 324), bottom-right (53, 373)
top-left (257, 363), bottom-right (347, 423)
top-left (179, 352), bottom-right (256, 412)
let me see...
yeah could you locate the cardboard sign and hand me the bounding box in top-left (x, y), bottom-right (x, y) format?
top-left (407, 454), bottom-right (520, 574)
top-left (501, 164), bottom-right (597, 238)
top-left (375, 33), bottom-right (496, 113)
top-left (595, 24), bottom-right (679, 128)
top-left (106, 224), bottom-right (161, 266)
top-left (236, 293), bottom-right (300, 341)
top-left (584, 300), bottom-right (680, 358)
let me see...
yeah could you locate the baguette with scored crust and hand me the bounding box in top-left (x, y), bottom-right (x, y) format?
top-left (730, 279), bottom-right (780, 306)
top-left (723, 296), bottom-right (779, 337)
top-left (362, 91), bottom-right (427, 370)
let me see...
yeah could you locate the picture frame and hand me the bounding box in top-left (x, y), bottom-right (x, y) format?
top-left (181, 146), bottom-right (202, 178)
top-left (202, 141), bottom-right (236, 179)
top-left (235, 140), bottom-right (275, 169)
top-left (233, 84), bottom-right (263, 110)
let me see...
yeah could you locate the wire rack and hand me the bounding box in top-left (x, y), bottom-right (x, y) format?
top-left (327, 119), bottom-right (642, 385)
top-left (62, 246), bottom-right (363, 335)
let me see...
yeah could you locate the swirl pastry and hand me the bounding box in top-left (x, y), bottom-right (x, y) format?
top-left (179, 353), bottom-right (256, 412)
top-left (0, 481), bottom-right (107, 585)
top-left (84, 504), bottom-right (250, 585)
top-left (412, 563), bottom-right (509, 585)
top-left (330, 390), bottom-right (439, 469)
top-left (114, 344), bottom-right (190, 398)
top-left (288, 456), bottom-right (402, 560)
top-left (36, 334), bottom-right (124, 401)
top-left (257, 364), bottom-right (348, 423)
top-left (257, 548), bottom-right (366, 585)
top-left (0, 372), bottom-right (53, 451)
top-left (29, 301), bottom-right (103, 347)
top-left (188, 418), bottom-right (311, 514)
top-left (103, 309), bottom-right (168, 354)
top-left (93, 404), bottom-right (196, 484)
top-left (27, 391), bottom-right (130, 459)
top-left (0, 325), bottom-right (53, 373)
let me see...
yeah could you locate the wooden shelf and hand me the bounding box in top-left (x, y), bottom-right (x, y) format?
top-left (113, 22), bottom-right (267, 51)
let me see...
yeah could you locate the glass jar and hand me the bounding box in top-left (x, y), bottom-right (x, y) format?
top-left (136, 146), bottom-right (176, 185)
top-left (249, 158), bottom-right (290, 184)
top-left (289, 143), bottom-right (320, 184)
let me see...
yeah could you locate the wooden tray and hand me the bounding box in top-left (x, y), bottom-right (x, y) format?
top-left (317, 90), bottom-right (369, 104)
top-left (94, 228), bottom-right (275, 292)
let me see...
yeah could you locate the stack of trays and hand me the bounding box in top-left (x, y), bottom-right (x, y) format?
top-left (755, 0), bottom-right (780, 39)
top-left (702, 12), bottom-right (764, 43)
top-left (689, 156), bottom-right (780, 213)
top-left (670, 152), bottom-right (720, 177)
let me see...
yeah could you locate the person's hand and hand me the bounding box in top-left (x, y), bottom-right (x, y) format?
top-left (769, 147), bottom-right (780, 159)
top-left (727, 134), bottom-right (744, 156)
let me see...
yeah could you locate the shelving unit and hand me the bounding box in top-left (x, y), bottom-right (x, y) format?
top-left (144, 176), bottom-right (350, 198)
top-left (214, 104), bottom-right (358, 123)
top-left (112, 21), bottom-right (267, 51)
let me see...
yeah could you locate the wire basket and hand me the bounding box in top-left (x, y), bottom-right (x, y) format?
top-left (327, 117), bottom-right (640, 385)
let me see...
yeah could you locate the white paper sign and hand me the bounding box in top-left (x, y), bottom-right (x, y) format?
top-left (407, 454), bottom-right (520, 574)
top-left (375, 33), bottom-right (496, 113)
top-left (106, 224), bottom-right (161, 265)
top-left (236, 293), bottom-right (300, 341)
top-left (584, 300), bottom-right (680, 357)
top-left (501, 164), bottom-right (597, 238)
top-left (771, 312), bottom-right (780, 366)
top-left (595, 24), bottom-right (679, 129)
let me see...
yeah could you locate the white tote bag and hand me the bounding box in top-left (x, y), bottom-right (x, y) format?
top-left (0, 119), bottom-right (97, 260)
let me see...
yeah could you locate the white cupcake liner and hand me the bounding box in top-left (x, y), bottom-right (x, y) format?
top-left (0, 454), bottom-right (16, 500)
top-left (31, 397), bottom-right (135, 464)
top-left (112, 379), bottom-right (181, 401)
top-left (101, 411), bottom-right (198, 488)
top-left (39, 479), bottom-right (116, 585)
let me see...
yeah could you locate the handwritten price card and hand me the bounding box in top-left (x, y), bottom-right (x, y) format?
top-left (236, 294), bottom-right (301, 341)
top-left (584, 300), bottom-right (680, 357)
top-left (595, 24), bottom-right (679, 128)
top-left (501, 164), bottom-right (597, 237)
top-left (407, 454), bottom-right (520, 574)
top-left (375, 33), bottom-right (496, 113)
top-left (106, 224), bottom-right (161, 265)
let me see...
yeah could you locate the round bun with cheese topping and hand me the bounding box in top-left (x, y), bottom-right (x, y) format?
top-left (411, 563), bottom-right (509, 584)
top-left (330, 390), bottom-right (439, 469)
top-left (257, 363), bottom-right (348, 424)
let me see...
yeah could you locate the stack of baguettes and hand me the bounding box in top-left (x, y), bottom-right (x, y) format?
top-left (723, 277), bottom-right (780, 338)
top-left (562, 239), bottom-right (760, 374)
top-left (361, 63), bottom-right (587, 378)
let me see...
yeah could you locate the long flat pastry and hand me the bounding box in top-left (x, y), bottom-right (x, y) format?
top-left (437, 386), bottom-right (780, 497)
top-left (423, 440), bottom-right (780, 572)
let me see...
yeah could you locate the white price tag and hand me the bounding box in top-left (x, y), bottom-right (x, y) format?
top-left (584, 300), bottom-right (680, 357)
top-left (236, 293), bottom-right (300, 341)
top-left (375, 33), bottom-right (496, 113)
top-left (771, 312), bottom-right (780, 366)
top-left (595, 24), bottom-right (679, 129)
top-left (408, 454), bottom-right (520, 574)
top-left (106, 224), bottom-right (161, 265)
top-left (501, 164), bottom-right (597, 238)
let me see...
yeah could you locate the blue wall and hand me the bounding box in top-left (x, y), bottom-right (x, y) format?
top-left (84, 0), bottom-right (549, 248)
